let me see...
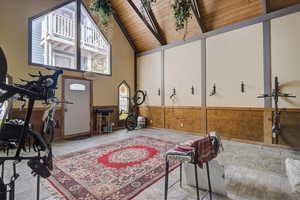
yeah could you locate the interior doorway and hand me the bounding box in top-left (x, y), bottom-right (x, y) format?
top-left (62, 76), bottom-right (92, 138)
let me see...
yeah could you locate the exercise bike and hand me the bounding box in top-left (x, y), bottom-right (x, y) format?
top-left (257, 76), bottom-right (296, 144)
top-left (125, 90), bottom-right (146, 131)
top-left (0, 47), bottom-right (63, 199)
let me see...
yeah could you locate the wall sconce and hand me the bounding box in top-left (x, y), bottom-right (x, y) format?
top-left (210, 84), bottom-right (216, 96)
top-left (170, 88), bottom-right (176, 99)
top-left (241, 81), bottom-right (245, 93)
top-left (191, 86), bottom-right (195, 95)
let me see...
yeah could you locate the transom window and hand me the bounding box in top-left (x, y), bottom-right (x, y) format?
top-left (29, 0), bottom-right (111, 75)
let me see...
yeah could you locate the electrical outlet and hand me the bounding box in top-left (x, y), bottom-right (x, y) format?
top-left (112, 122), bottom-right (115, 126)
top-left (150, 120), bottom-right (153, 124)
top-left (180, 123), bottom-right (184, 127)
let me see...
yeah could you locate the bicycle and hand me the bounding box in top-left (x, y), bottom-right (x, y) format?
top-left (257, 76), bottom-right (296, 144)
top-left (125, 90), bottom-right (146, 131)
top-left (41, 97), bottom-right (73, 144)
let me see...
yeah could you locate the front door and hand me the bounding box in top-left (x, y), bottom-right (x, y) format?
top-left (64, 78), bottom-right (91, 137)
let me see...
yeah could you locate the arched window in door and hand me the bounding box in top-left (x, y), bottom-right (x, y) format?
top-left (118, 81), bottom-right (130, 120)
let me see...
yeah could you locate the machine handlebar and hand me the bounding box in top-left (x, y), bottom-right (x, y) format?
top-left (0, 82), bottom-right (40, 102)
top-left (0, 69), bottom-right (63, 103)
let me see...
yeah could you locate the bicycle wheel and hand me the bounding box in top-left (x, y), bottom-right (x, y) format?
top-left (134, 90), bottom-right (146, 106)
top-left (0, 177), bottom-right (6, 199)
top-left (125, 113), bottom-right (137, 131)
top-left (41, 120), bottom-right (55, 144)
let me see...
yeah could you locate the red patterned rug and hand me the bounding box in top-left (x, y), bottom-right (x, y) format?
top-left (48, 136), bottom-right (179, 200)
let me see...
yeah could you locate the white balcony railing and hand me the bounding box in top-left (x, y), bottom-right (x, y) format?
top-left (42, 13), bottom-right (107, 50)
top-left (82, 25), bottom-right (107, 50)
top-left (53, 13), bottom-right (75, 40)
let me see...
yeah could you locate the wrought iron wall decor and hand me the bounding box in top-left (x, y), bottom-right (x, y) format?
top-left (210, 84), bottom-right (216, 96)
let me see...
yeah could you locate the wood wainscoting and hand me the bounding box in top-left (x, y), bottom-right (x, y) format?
top-left (139, 106), bottom-right (265, 143)
top-left (139, 106), bottom-right (300, 148)
top-left (139, 106), bottom-right (203, 133)
top-left (206, 107), bottom-right (264, 142)
top-left (11, 107), bottom-right (63, 141)
top-left (11, 105), bottom-right (121, 141)
top-left (278, 109), bottom-right (300, 147)
top-left (138, 106), bottom-right (165, 128)
top-left (9, 106), bottom-right (300, 147)
top-left (164, 107), bottom-right (202, 133)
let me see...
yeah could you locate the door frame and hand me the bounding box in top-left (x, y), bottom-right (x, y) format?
top-left (61, 75), bottom-right (93, 138)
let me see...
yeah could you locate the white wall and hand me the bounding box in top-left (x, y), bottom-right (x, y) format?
top-left (206, 23), bottom-right (264, 108)
top-left (136, 12), bottom-right (300, 109)
top-left (137, 52), bottom-right (162, 106)
top-left (271, 12), bottom-right (300, 108)
top-left (164, 41), bottom-right (202, 106)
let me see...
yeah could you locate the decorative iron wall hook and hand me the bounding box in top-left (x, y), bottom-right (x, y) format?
top-left (210, 84), bottom-right (216, 96)
top-left (170, 88), bottom-right (176, 99)
top-left (241, 81), bottom-right (245, 93)
top-left (191, 86), bottom-right (194, 95)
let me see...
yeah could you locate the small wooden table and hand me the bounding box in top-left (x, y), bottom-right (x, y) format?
top-left (95, 109), bottom-right (113, 135)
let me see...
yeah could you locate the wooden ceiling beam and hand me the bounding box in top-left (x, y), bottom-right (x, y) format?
top-left (141, 2), bottom-right (166, 44)
top-left (127, 0), bottom-right (167, 45)
top-left (191, 0), bottom-right (206, 33)
top-left (111, 8), bottom-right (138, 52)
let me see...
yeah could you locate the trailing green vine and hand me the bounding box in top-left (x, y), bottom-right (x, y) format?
top-left (90, 0), bottom-right (112, 27)
top-left (141, 0), bottom-right (156, 9)
top-left (171, 0), bottom-right (192, 31)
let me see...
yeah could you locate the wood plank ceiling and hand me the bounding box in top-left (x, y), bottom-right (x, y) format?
top-left (110, 0), bottom-right (300, 52)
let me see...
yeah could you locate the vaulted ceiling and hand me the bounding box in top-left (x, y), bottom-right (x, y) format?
top-left (110, 0), bottom-right (300, 52)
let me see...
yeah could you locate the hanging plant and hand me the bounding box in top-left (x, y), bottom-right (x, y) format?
top-left (140, 0), bottom-right (157, 17)
top-left (141, 0), bottom-right (156, 9)
top-left (90, 0), bottom-right (112, 27)
top-left (171, 0), bottom-right (192, 31)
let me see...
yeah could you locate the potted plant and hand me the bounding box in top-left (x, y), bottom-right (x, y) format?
top-left (141, 0), bottom-right (156, 9)
top-left (90, 0), bottom-right (112, 27)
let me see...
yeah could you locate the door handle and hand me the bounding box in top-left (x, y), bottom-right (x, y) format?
top-left (64, 108), bottom-right (68, 112)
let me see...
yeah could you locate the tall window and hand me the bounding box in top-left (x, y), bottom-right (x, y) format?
top-left (118, 81), bottom-right (130, 120)
top-left (29, 0), bottom-right (111, 75)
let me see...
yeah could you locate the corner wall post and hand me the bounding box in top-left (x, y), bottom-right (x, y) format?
top-left (161, 49), bottom-right (165, 106)
top-left (263, 20), bottom-right (272, 144)
top-left (201, 39), bottom-right (207, 134)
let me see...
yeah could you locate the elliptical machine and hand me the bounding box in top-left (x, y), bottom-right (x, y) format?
top-left (0, 47), bottom-right (63, 199)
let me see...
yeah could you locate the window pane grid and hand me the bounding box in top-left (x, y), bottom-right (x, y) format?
top-left (29, 0), bottom-right (111, 75)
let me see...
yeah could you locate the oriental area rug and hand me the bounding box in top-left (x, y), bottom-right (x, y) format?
top-left (47, 136), bottom-right (179, 200)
